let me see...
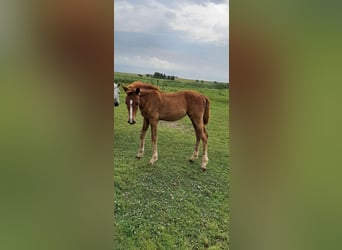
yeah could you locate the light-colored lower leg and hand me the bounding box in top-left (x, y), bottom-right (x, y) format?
top-left (149, 123), bottom-right (158, 165)
top-left (189, 137), bottom-right (200, 162)
top-left (136, 119), bottom-right (149, 159)
top-left (149, 153), bottom-right (158, 165)
top-left (149, 142), bottom-right (158, 165)
top-left (201, 134), bottom-right (208, 170)
top-left (189, 124), bottom-right (201, 162)
top-left (189, 150), bottom-right (199, 161)
top-left (136, 144), bottom-right (144, 158)
top-left (136, 134), bottom-right (146, 158)
top-left (201, 153), bottom-right (208, 170)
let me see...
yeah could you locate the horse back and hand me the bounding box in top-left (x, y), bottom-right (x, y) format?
top-left (157, 91), bottom-right (208, 121)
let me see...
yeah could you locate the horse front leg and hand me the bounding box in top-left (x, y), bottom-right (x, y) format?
top-left (136, 118), bottom-right (149, 159)
top-left (149, 121), bottom-right (158, 165)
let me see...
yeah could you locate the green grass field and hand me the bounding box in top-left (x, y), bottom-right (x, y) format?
top-left (114, 75), bottom-right (229, 249)
top-left (114, 72), bottom-right (229, 90)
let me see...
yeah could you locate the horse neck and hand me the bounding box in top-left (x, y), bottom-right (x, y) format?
top-left (139, 89), bottom-right (160, 106)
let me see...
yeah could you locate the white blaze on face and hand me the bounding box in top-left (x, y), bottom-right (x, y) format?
top-left (129, 99), bottom-right (133, 123)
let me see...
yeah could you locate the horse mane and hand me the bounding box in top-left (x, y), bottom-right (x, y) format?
top-left (127, 81), bottom-right (160, 91)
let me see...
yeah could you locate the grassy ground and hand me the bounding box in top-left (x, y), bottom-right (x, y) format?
top-left (114, 81), bottom-right (229, 249)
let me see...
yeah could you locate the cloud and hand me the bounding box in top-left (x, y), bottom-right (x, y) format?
top-left (114, 0), bottom-right (229, 82)
top-left (169, 2), bottom-right (229, 45)
top-left (114, 0), bottom-right (173, 33)
top-left (115, 55), bottom-right (179, 71)
top-left (114, 0), bottom-right (229, 45)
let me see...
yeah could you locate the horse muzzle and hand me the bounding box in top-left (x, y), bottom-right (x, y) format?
top-left (114, 102), bottom-right (119, 107)
top-left (128, 120), bottom-right (136, 125)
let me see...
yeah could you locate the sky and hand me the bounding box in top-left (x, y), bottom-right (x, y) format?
top-left (114, 0), bottom-right (229, 82)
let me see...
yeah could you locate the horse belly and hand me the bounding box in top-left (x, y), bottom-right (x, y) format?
top-left (159, 109), bottom-right (187, 121)
top-left (159, 94), bottom-right (188, 121)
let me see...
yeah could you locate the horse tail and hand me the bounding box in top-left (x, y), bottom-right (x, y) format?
top-left (203, 96), bottom-right (210, 125)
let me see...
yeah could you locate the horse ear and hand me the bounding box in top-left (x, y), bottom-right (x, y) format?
top-left (122, 85), bottom-right (129, 92)
top-left (135, 88), bottom-right (140, 94)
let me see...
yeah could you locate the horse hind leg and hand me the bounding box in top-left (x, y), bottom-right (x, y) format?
top-left (189, 126), bottom-right (201, 162)
top-left (201, 126), bottom-right (209, 171)
top-left (189, 117), bottom-right (208, 170)
top-left (149, 121), bottom-right (158, 165)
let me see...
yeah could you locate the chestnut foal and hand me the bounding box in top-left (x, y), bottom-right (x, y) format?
top-left (123, 81), bottom-right (210, 170)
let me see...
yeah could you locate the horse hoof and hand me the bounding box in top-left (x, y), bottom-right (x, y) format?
top-left (136, 153), bottom-right (144, 159)
top-left (149, 158), bottom-right (158, 165)
top-left (189, 156), bottom-right (198, 162)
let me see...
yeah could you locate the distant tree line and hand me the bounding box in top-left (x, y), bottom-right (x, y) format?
top-left (144, 72), bottom-right (176, 80)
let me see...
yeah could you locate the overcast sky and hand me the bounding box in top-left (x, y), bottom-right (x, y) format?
top-left (114, 0), bottom-right (229, 82)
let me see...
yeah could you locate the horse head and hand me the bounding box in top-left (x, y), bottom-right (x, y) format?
top-left (114, 83), bottom-right (121, 107)
top-left (123, 85), bottom-right (140, 125)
